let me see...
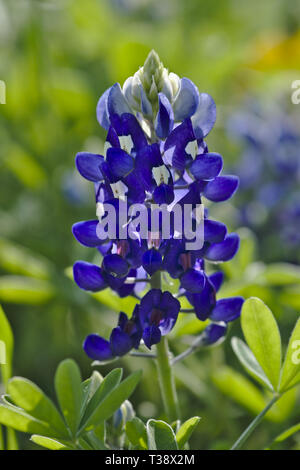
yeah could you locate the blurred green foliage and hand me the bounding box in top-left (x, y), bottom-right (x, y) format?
top-left (0, 0), bottom-right (299, 450)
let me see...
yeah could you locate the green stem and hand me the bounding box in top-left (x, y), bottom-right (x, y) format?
top-left (151, 271), bottom-right (180, 422)
top-left (231, 394), bottom-right (280, 450)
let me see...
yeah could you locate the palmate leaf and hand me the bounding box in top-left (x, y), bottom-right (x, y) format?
top-left (279, 318), bottom-right (300, 392)
top-left (231, 337), bottom-right (273, 391)
top-left (241, 297), bottom-right (282, 390)
top-left (7, 377), bottom-right (69, 439)
top-left (80, 368), bottom-right (123, 429)
top-left (147, 419), bottom-right (178, 450)
top-left (80, 369), bottom-right (142, 432)
top-left (54, 359), bottom-right (83, 437)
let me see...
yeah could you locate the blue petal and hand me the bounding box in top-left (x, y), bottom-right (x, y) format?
top-left (208, 271), bottom-right (224, 292)
top-left (102, 254), bottom-right (130, 278)
top-left (107, 83), bottom-right (132, 118)
top-left (153, 184), bottom-right (174, 205)
top-left (110, 113), bottom-right (147, 151)
top-left (202, 323), bottom-right (227, 345)
top-left (83, 334), bottom-right (113, 360)
top-left (155, 93), bottom-right (174, 139)
top-left (142, 248), bottom-right (162, 276)
top-left (189, 153), bottom-right (223, 180)
top-left (110, 327), bottom-right (133, 356)
top-left (204, 175), bottom-right (239, 202)
top-left (186, 278), bottom-right (216, 321)
top-left (173, 78), bottom-right (200, 121)
top-left (96, 87), bottom-right (111, 130)
top-left (73, 261), bottom-right (107, 292)
top-left (75, 152), bottom-right (104, 182)
top-left (180, 268), bottom-right (205, 293)
top-left (204, 219), bottom-right (227, 243)
top-left (143, 325), bottom-right (161, 349)
top-left (72, 220), bottom-right (102, 247)
top-left (191, 93), bottom-right (216, 138)
top-left (164, 119), bottom-right (195, 171)
top-left (106, 147), bottom-right (134, 178)
top-left (210, 297), bottom-right (244, 322)
top-left (205, 233), bottom-right (240, 262)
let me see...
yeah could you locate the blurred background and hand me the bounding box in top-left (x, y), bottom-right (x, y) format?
top-left (0, 0), bottom-right (300, 450)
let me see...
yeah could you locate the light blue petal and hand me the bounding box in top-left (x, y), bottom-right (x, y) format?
top-left (172, 78), bottom-right (199, 121)
top-left (96, 87), bottom-right (111, 130)
top-left (191, 92), bottom-right (216, 138)
top-left (107, 83), bottom-right (132, 118)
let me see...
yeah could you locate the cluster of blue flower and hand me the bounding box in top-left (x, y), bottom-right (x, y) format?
top-left (72, 51), bottom-right (244, 361)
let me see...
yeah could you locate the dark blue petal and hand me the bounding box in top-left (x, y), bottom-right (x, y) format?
top-left (83, 334), bottom-right (113, 360)
top-left (204, 219), bottom-right (227, 243)
top-left (173, 78), bottom-right (199, 121)
top-left (180, 268), bottom-right (205, 293)
top-left (204, 175), bottom-right (239, 202)
top-left (205, 233), bottom-right (240, 262)
top-left (96, 87), bottom-right (111, 130)
top-left (110, 327), bottom-right (133, 356)
top-left (210, 297), bottom-right (244, 322)
top-left (72, 220), bottom-right (103, 247)
top-left (189, 153), bottom-right (223, 180)
top-left (201, 323), bottom-right (227, 345)
top-left (75, 152), bottom-right (104, 182)
top-left (106, 125), bottom-right (120, 149)
top-left (102, 254), bottom-right (129, 278)
top-left (106, 147), bottom-right (134, 178)
top-left (118, 312), bottom-right (129, 329)
top-left (155, 93), bottom-right (174, 139)
top-left (143, 325), bottom-right (161, 349)
top-left (186, 278), bottom-right (216, 321)
top-left (153, 184), bottom-right (174, 205)
top-left (208, 271), bottom-right (224, 292)
top-left (107, 83), bottom-right (132, 118)
top-left (110, 113), bottom-right (147, 151)
top-left (73, 261), bottom-right (107, 292)
top-left (164, 119), bottom-right (195, 171)
top-left (191, 93), bottom-right (217, 139)
top-left (142, 248), bottom-right (162, 276)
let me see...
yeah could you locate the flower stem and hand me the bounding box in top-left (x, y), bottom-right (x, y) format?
top-left (151, 271), bottom-right (181, 422)
top-left (230, 394), bottom-right (280, 450)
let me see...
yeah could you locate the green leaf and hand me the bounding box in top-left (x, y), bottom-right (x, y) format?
top-left (80, 368), bottom-right (122, 430)
top-left (31, 435), bottom-right (74, 450)
top-left (258, 263), bottom-right (300, 286)
top-left (147, 419), bottom-right (178, 450)
top-left (7, 377), bottom-right (68, 439)
top-left (241, 297), bottom-right (282, 390)
top-left (0, 276), bottom-right (54, 304)
top-left (231, 337), bottom-right (273, 391)
top-left (273, 422), bottom-right (300, 444)
top-left (0, 237), bottom-right (51, 280)
top-left (54, 359), bottom-right (83, 437)
top-left (279, 318), bottom-right (300, 392)
top-left (176, 416), bottom-right (201, 449)
top-left (125, 417), bottom-right (147, 449)
top-left (0, 403), bottom-right (55, 435)
top-left (81, 370), bottom-right (142, 431)
top-left (212, 367), bottom-right (268, 416)
top-left (0, 305), bottom-right (13, 384)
